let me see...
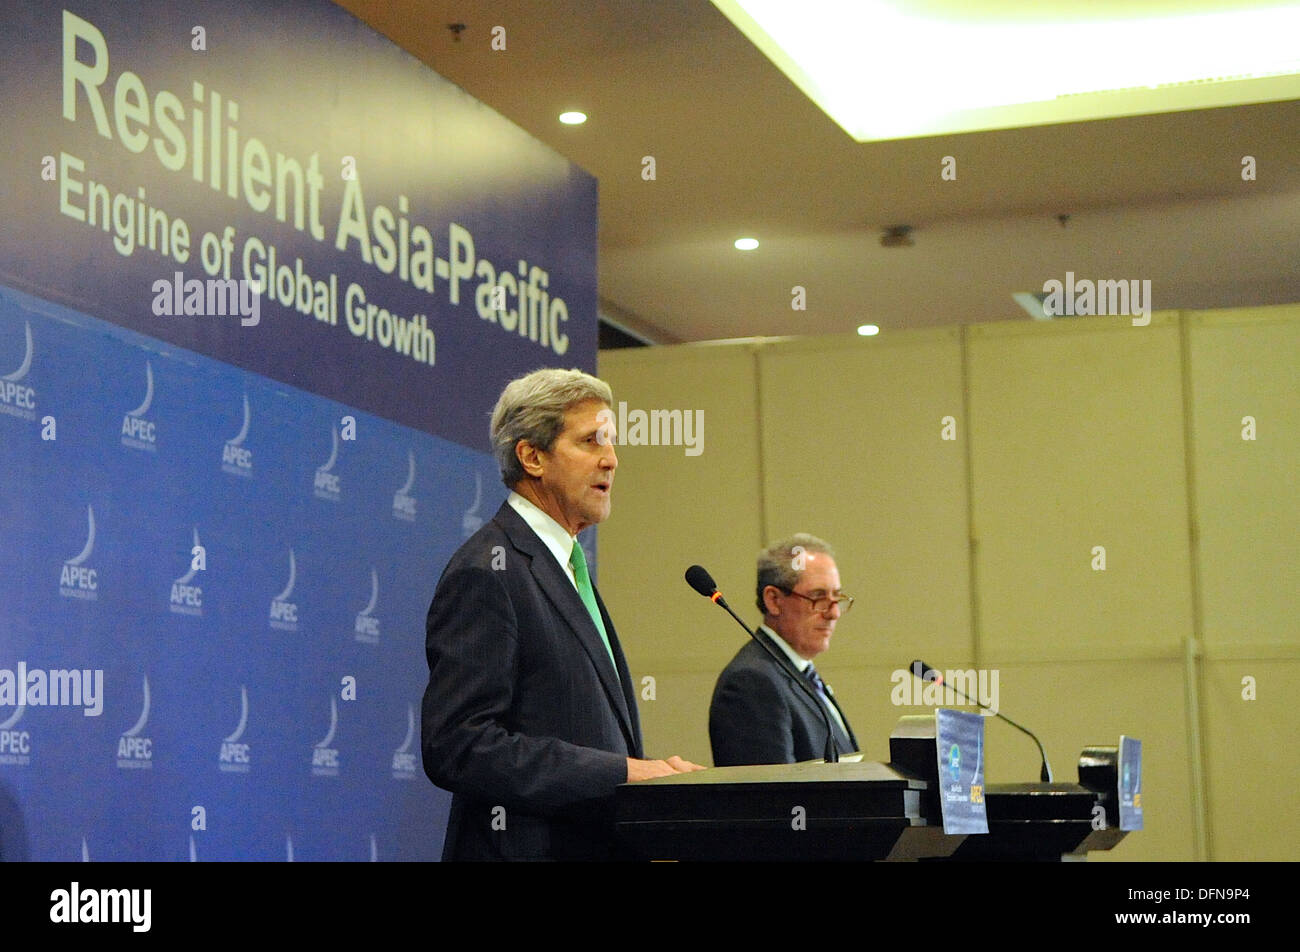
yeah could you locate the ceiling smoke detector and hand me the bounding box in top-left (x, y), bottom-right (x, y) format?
top-left (880, 225), bottom-right (914, 248)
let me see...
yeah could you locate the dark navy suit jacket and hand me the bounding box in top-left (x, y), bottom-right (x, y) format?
top-left (709, 627), bottom-right (858, 767)
top-left (422, 501), bottom-right (643, 860)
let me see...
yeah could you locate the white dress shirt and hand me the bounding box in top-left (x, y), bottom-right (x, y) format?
top-left (508, 491), bottom-right (580, 587)
top-left (759, 624), bottom-right (850, 737)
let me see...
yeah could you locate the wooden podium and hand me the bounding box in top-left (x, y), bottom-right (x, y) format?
top-left (615, 718), bottom-right (1134, 861)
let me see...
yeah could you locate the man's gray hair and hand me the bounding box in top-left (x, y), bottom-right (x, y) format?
top-left (490, 368), bottom-right (613, 487)
top-left (756, 533), bottom-right (835, 614)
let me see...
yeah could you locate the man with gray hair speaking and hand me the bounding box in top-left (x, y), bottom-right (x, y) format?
top-left (422, 367), bottom-right (702, 861)
top-left (709, 534), bottom-right (859, 766)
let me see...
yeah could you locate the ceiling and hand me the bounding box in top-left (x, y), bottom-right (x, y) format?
top-left (334, 0), bottom-right (1300, 344)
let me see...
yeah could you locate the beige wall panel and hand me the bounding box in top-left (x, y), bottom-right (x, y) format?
top-left (1187, 308), bottom-right (1300, 649)
top-left (630, 667), bottom-right (724, 767)
top-left (1201, 658), bottom-right (1298, 860)
top-left (757, 331), bottom-right (973, 670)
top-left (598, 346), bottom-right (763, 686)
top-left (967, 315), bottom-right (1194, 662)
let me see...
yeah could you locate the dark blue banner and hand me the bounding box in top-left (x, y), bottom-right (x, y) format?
top-left (1, 0), bottom-right (597, 861)
top-left (1, 0), bottom-right (596, 446)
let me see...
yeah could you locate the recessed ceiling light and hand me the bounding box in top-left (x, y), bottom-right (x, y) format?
top-left (559, 111), bottom-right (587, 125)
top-left (734, 237), bottom-right (759, 251)
top-left (857, 324), bottom-right (880, 337)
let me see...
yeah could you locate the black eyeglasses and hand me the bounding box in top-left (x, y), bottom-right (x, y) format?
top-left (776, 587), bottom-right (854, 615)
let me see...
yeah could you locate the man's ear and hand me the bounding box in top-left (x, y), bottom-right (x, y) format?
top-left (762, 585), bottom-right (783, 617)
top-left (516, 440), bottom-right (544, 478)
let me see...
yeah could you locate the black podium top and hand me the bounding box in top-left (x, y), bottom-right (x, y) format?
top-left (614, 730), bottom-right (1133, 861)
top-left (616, 760), bottom-right (934, 861)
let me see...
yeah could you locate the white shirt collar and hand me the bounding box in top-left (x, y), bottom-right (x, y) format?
top-left (508, 491), bottom-right (578, 584)
top-left (759, 623), bottom-right (811, 672)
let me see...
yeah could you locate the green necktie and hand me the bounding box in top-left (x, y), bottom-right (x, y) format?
top-left (569, 541), bottom-right (618, 675)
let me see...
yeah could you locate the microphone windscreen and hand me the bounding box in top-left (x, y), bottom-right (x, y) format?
top-left (684, 565), bottom-right (717, 598)
top-left (911, 659), bottom-right (938, 681)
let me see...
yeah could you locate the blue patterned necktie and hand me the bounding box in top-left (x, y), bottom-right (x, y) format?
top-left (570, 541), bottom-right (617, 674)
top-left (805, 663), bottom-right (852, 752)
top-left (804, 663), bottom-right (828, 698)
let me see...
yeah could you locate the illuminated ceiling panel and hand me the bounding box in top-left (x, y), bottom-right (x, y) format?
top-left (712, 0), bottom-right (1300, 140)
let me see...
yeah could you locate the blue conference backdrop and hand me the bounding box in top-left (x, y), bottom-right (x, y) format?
top-left (0, 0), bottom-right (598, 861)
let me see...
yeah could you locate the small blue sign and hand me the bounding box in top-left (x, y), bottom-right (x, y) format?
top-left (1118, 735), bottom-right (1143, 831)
top-left (935, 709), bottom-right (988, 835)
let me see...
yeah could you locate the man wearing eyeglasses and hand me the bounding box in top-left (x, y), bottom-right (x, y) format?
top-left (709, 534), bottom-right (859, 766)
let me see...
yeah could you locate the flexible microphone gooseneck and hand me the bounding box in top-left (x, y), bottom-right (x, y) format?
top-left (910, 659), bottom-right (1054, 782)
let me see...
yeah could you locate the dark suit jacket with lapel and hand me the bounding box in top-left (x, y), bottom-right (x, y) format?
top-left (421, 501), bottom-right (644, 861)
top-left (709, 627), bottom-right (858, 767)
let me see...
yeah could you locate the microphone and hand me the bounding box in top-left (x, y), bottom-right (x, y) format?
top-left (910, 659), bottom-right (1054, 782)
top-left (686, 565), bottom-right (840, 763)
top-left (685, 564), bottom-right (722, 602)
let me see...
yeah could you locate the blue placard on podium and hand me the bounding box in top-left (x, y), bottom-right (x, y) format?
top-left (935, 708), bottom-right (989, 835)
top-left (1119, 735), bottom-right (1143, 831)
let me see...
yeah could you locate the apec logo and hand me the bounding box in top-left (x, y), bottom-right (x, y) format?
top-left (0, 704), bottom-right (31, 766)
top-left (313, 426), bottom-right (341, 501)
top-left (219, 686), bottom-right (251, 773)
top-left (116, 675), bottom-right (153, 769)
top-left (59, 505), bottom-right (99, 601)
top-left (392, 450), bottom-right (417, 521)
top-left (221, 394), bottom-right (253, 477)
top-left (354, 568), bottom-right (380, 645)
top-left (120, 360), bottom-right (157, 451)
top-left (269, 549), bottom-right (299, 631)
top-left (311, 696), bottom-right (340, 776)
top-left (462, 471), bottom-right (484, 537)
top-left (1, 320), bottom-right (37, 421)
top-left (168, 528), bottom-right (205, 616)
top-left (391, 703), bottom-right (417, 780)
